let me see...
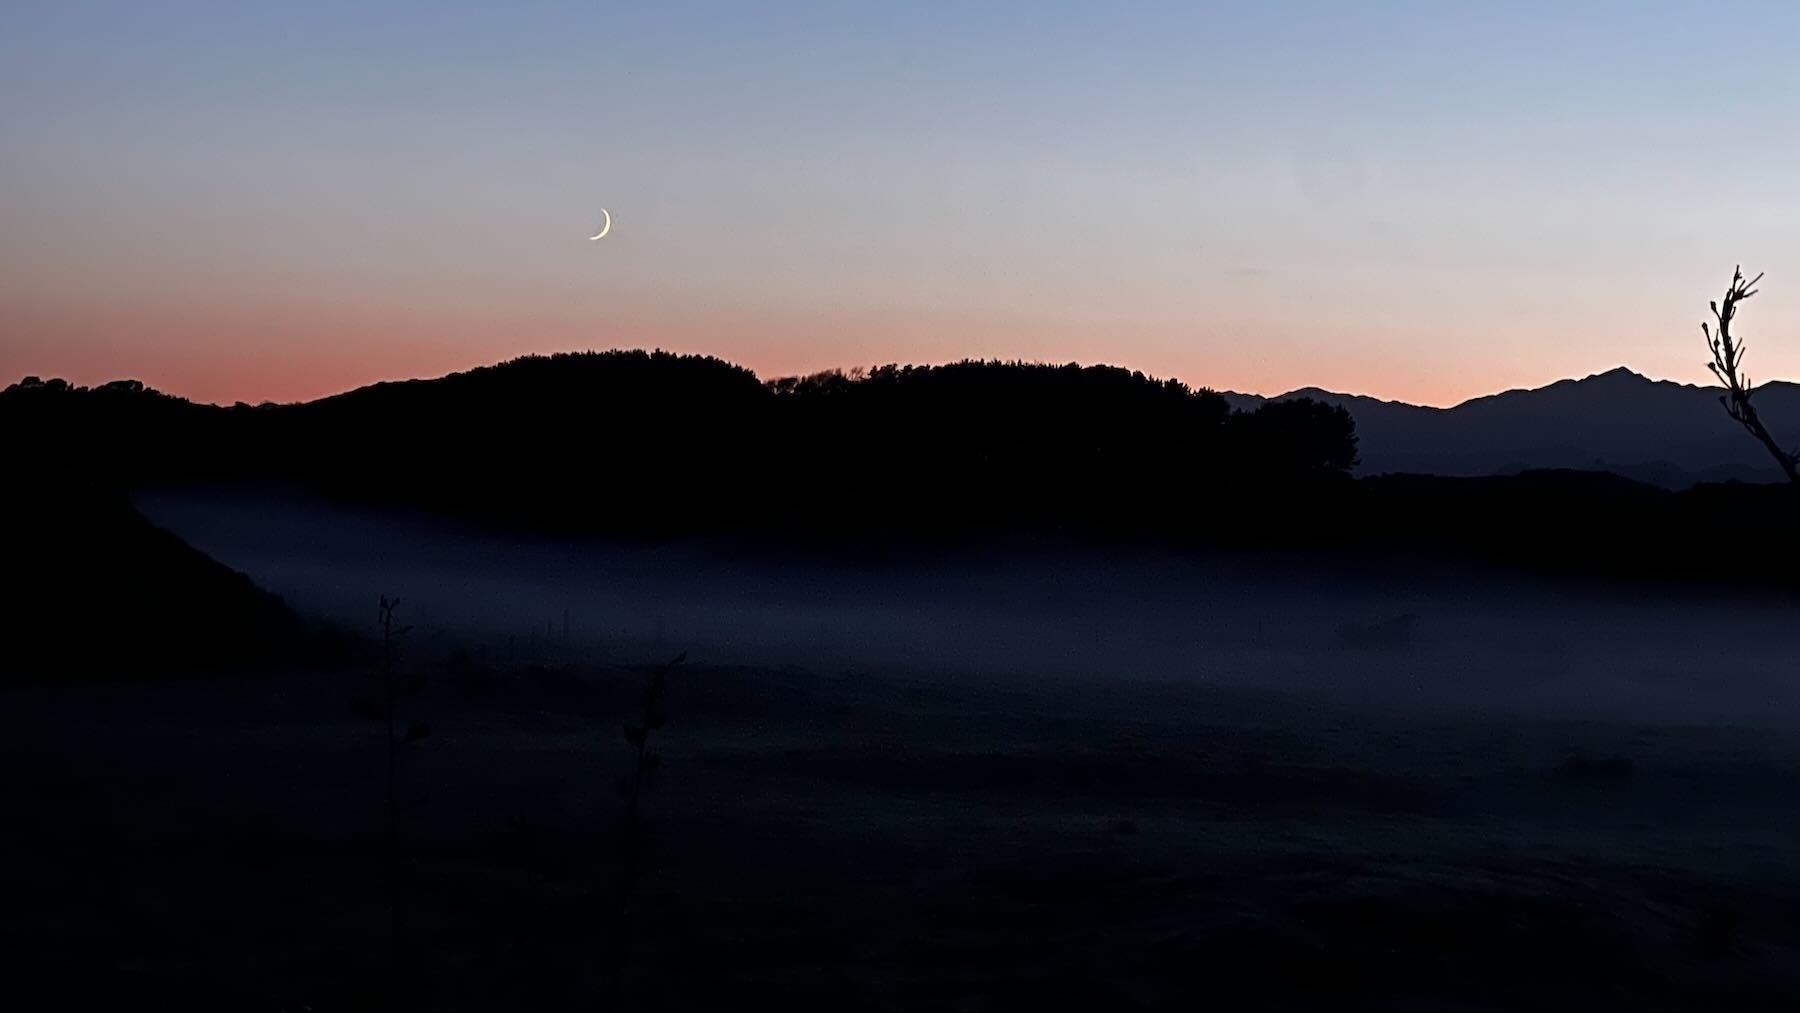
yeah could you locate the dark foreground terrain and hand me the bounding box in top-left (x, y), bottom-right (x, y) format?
top-left (5, 655), bottom-right (1800, 1012)
top-left (6, 492), bottom-right (1800, 1011)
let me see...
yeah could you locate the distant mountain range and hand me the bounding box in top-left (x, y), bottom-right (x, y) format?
top-left (1221, 367), bottom-right (1800, 488)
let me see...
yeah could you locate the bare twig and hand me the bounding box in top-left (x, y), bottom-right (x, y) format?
top-left (377, 595), bottom-right (416, 1007)
top-left (609, 650), bottom-right (687, 1010)
top-left (1704, 266), bottom-right (1799, 484)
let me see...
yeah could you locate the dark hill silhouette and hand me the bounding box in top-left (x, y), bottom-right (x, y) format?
top-left (3, 376), bottom-right (238, 483)
top-left (4, 352), bottom-right (1357, 541)
top-left (277, 350), bottom-right (775, 532)
top-left (11, 353), bottom-right (1800, 593)
top-left (3, 483), bottom-right (300, 677)
top-left (1223, 367), bottom-right (1800, 487)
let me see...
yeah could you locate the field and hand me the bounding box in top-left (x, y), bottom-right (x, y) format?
top-left (3, 491), bottom-right (1799, 1011)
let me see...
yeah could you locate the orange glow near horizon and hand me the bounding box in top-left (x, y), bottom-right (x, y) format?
top-left (0, 291), bottom-right (1728, 410)
top-left (1, 225), bottom-right (1785, 412)
top-left (12, 4), bottom-right (1800, 415)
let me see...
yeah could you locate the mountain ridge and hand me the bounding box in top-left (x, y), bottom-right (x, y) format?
top-left (1228, 366), bottom-right (1728, 412)
top-left (12, 357), bottom-right (1800, 489)
top-left (1221, 366), bottom-right (1800, 488)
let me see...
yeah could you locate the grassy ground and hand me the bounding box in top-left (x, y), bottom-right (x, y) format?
top-left (4, 653), bottom-right (1799, 1012)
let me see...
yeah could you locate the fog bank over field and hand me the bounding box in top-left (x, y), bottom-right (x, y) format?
top-left (138, 488), bottom-right (1800, 727)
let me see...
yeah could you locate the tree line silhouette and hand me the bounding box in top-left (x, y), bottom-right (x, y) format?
top-left (9, 350), bottom-right (1800, 592)
top-left (6, 352), bottom-right (1358, 540)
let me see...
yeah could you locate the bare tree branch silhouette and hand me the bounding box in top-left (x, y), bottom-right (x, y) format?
top-left (1704, 266), bottom-right (1800, 484)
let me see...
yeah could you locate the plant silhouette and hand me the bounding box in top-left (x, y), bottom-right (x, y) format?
top-left (610, 650), bottom-right (688, 1009)
top-left (376, 594), bottom-right (427, 1009)
top-left (1703, 266), bottom-right (1800, 483)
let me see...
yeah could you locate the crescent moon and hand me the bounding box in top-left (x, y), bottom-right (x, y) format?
top-left (589, 209), bottom-right (612, 241)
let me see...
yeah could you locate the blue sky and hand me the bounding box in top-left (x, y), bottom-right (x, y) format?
top-left (6, 1), bottom-right (1800, 404)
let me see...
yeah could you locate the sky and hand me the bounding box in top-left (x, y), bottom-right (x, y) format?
top-left (7, 1), bottom-right (1800, 408)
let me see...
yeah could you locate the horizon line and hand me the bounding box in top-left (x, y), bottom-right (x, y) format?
top-left (2, 354), bottom-right (1762, 413)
